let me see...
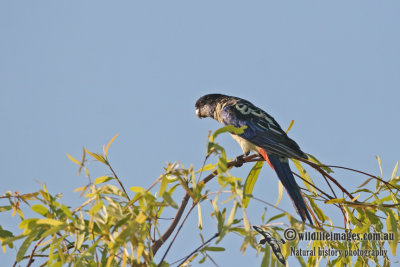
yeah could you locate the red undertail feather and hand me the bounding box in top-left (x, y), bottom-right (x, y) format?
top-left (258, 148), bottom-right (274, 169)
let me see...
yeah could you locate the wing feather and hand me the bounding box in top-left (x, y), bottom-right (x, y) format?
top-left (220, 99), bottom-right (307, 159)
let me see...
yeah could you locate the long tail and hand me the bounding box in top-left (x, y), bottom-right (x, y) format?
top-left (262, 151), bottom-right (313, 225)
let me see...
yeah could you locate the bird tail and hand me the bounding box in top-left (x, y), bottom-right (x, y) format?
top-left (263, 152), bottom-right (313, 225)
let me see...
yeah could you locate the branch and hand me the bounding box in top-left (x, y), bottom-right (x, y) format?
top-left (299, 159), bottom-right (355, 199)
top-left (157, 201), bottom-right (198, 266)
top-left (151, 154), bottom-right (257, 255)
top-left (326, 165), bottom-right (400, 193)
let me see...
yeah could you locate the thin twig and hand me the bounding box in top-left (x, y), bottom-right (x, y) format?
top-left (108, 163), bottom-right (130, 201)
top-left (174, 233), bottom-right (220, 267)
top-left (292, 172), bottom-right (335, 200)
top-left (326, 165), bottom-right (400, 192)
top-left (157, 202), bottom-right (198, 266)
top-left (26, 236), bottom-right (45, 267)
top-left (300, 159), bottom-right (355, 199)
top-left (152, 193), bottom-right (190, 255)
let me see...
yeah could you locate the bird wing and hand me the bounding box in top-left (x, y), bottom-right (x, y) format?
top-left (219, 99), bottom-right (307, 159)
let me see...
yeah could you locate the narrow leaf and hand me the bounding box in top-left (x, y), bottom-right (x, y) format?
top-left (104, 134), bottom-right (118, 158)
top-left (274, 181), bottom-right (284, 207)
top-left (31, 204), bottom-right (48, 216)
top-left (306, 195), bottom-right (325, 222)
top-left (135, 212), bottom-right (147, 224)
top-left (391, 161), bottom-right (399, 180)
top-left (0, 206), bottom-right (12, 212)
top-left (16, 234), bottom-right (36, 262)
top-left (267, 213), bottom-right (286, 223)
top-left (386, 210), bottom-right (398, 256)
top-left (210, 125), bottom-right (247, 142)
top-left (66, 153), bottom-right (81, 166)
top-left (357, 177), bottom-right (374, 188)
top-left (159, 175), bottom-right (168, 197)
top-left (226, 202), bottom-right (237, 227)
top-left (285, 120), bottom-right (294, 133)
top-left (84, 148), bottom-right (107, 164)
top-left (162, 192), bottom-right (178, 209)
top-left (376, 155), bottom-right (383, 177)
top-left (306, 153), bottom-right (333, 173)
top-left (203, 246), bottom-right (225, 252)
top-left (196, 163), bottom-right (217, 173)
top-left (36, 219), bottom-right (65, 226)
top-left (94, 176), bottom-right (114, 185)
top-left (243, 161), bottom-right (264, 208)
top-left (197, 203), bottom-right (203, 230)
top-left (325, 198), bottom-right (345, 204)
top-left (292, 159), bottom-right (317, 194)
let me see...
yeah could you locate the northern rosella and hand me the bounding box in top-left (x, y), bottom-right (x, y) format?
top-left (195, 94), bottom-right (313, 224)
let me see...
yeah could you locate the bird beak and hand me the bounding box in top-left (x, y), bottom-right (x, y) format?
top-left (196, 109), bottom-right (201, 118)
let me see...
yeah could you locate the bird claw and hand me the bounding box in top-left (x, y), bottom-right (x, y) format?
top-left (234, 155), bottom-right (246, 167)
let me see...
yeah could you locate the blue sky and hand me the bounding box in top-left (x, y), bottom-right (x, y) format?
top-left (1, 1), bottom-right (399, 266)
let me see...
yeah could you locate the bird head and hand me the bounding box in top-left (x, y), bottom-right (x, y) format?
top-left (195, 94), bottom-right (226, 119)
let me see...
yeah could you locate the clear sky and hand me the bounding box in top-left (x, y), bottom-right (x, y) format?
top-left (1, 1), bottom-right (399, 266)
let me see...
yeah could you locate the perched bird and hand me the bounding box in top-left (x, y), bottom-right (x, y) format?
top-left (195, 94), bottom-right (313, 224)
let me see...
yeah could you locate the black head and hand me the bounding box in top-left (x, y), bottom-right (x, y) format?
top-left (195, 94), bottom-right (227, 119)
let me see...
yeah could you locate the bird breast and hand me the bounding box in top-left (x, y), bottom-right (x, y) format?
top-left (230, 134), bottom-right (258, 155)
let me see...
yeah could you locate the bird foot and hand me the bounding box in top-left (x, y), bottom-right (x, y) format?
top-left (234, 155), bottom-right (246, 167)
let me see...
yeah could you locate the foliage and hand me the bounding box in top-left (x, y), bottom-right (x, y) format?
top-left (1, 128), bottom-right (400, 266)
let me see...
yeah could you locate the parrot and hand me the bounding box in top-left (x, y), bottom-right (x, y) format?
top-left (195, 93), bottom-right (313, 224)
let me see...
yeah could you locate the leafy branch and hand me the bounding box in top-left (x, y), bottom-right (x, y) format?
top-left (0, 127), bottom-right (399, 267)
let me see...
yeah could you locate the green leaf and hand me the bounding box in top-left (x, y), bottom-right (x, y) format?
top-left (159, 175), bottom-right (168, 197)
top-left (274, 181), bottom-right (284, 207)
top-left (88, 200), bottom-right (103, 215)
top-left (306, 153), bottom-right (333, 173)
top-left (31, 204), bottom-right (48, 216)
top-left (357, 177), bottom-right (374, 188)
top-left (66, 153), bottom-right (81, 166)
top-left (391, 161), bottom-right (399, 179)
top-left (376, 155), bottom-right (383, 177)
top-left (210, 125), bottom-right (247, 142)
top-left (344, 206), bottom-right (360, 226)
top-left (285, 120), bottom-right (295, 133)
top-left (162, 192), bottom-right (178, 209)
top-left (267, 213), bottom-right (286, 223)
top-left (261, 246), bottom-right (271, 267)
top-left (0, 229), bottom-right (14, 238)
top-left (129, 186), bottom-right (146, 193)
top-left (324, 198), bottom-right (345, 204)
top-left (243, 161), bottom-right (264, 208)
top-left (41, 225), bottom-right (66, 237)
top-left (0, 206), bottom-right (12, 212)
top-left (104, 134), bottom-right (118, 158)
top-left (36, 219), bottom-right (65, 226)
top-left (51, 261), bottom-right (62, 267)
top-left (203, 246), bottom-right (225, 252)
top-left (59, 204), bottom-right (73, 220)
top-left (386, 210), bottom-right (398, 256)
top-left (94, 176), bottom-right (114, 184)
top-left (196, 163), bottom-right (217, 173)
top-left (197, 203), bottom-right (203, 230)
top-left (84, 148), bottom-right (107, 164)
top-left (305, 195), bottom-right (325, 222)
top-left (16, 233), bottom-right (36, 262)
top-left (291, 159), bottom-right (317, 194)
top-left (75, 231), bottom-right (85, 251)
top-left (217, 209), bottom-right (226, 233)
top-left (19, 219), bottom-right (38, 235)
top-left (226, 202), bottom-right (237, 227)
top-left (157, 183), bottom-right (180, 218)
